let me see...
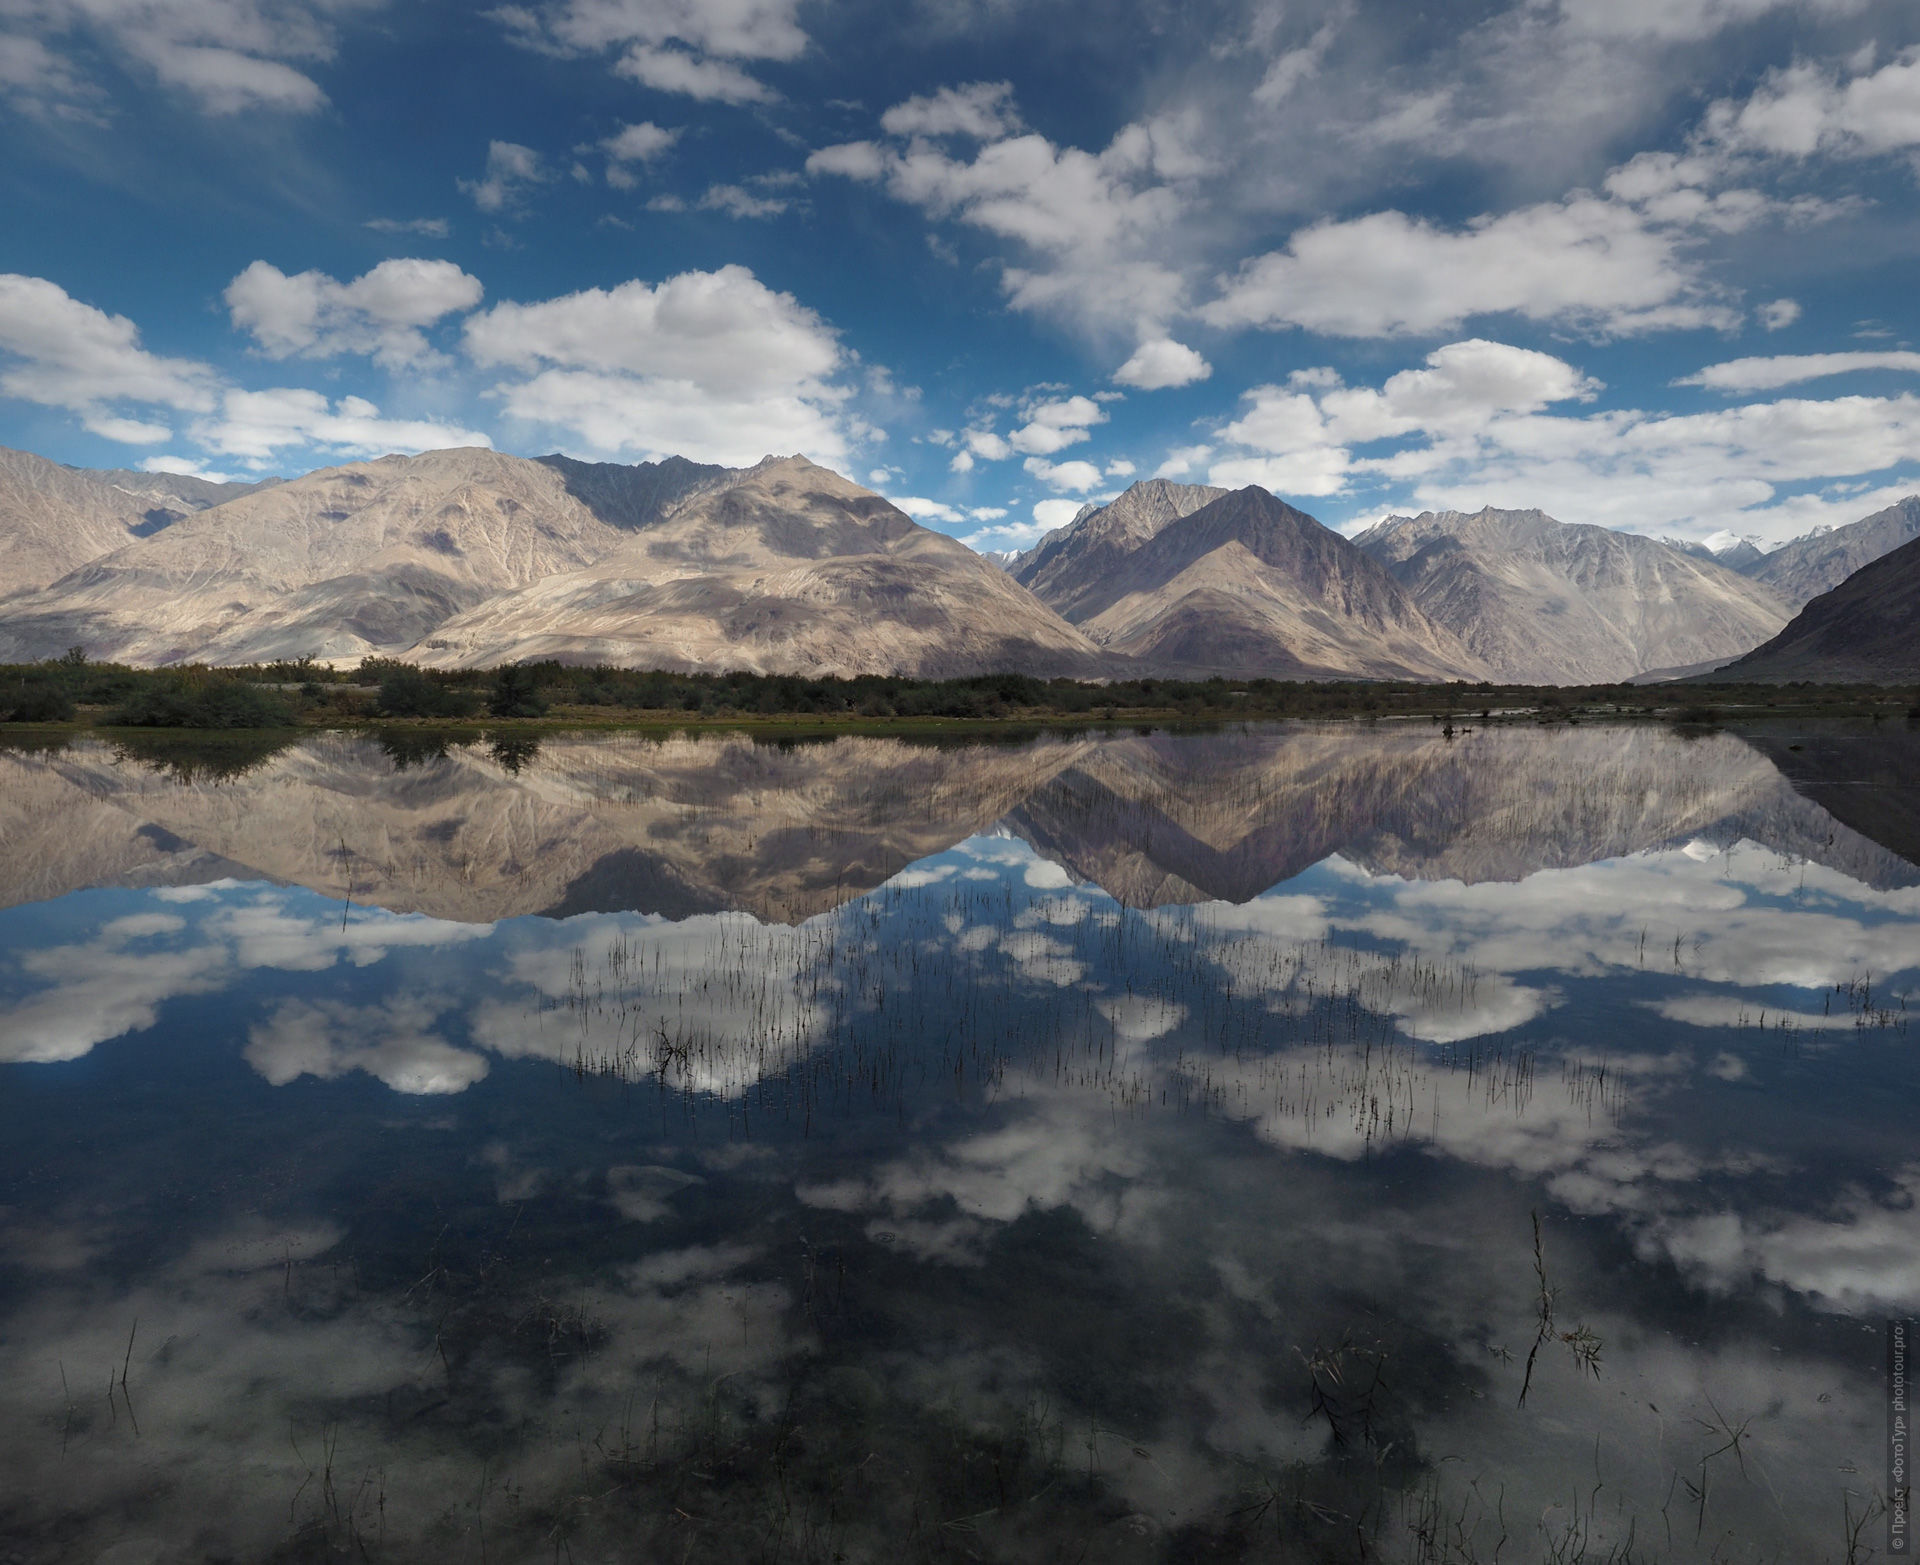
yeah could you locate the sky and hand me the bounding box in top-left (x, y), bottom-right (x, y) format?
top-left (2, 0), bottom-right (1918, 554)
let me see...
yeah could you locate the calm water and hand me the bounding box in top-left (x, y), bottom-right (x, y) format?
top-left (0, 721), bottom-right (1915, 1564)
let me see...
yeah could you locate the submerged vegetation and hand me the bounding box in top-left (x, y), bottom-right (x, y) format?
top-left (0, 649), bottom-right (1914, 732)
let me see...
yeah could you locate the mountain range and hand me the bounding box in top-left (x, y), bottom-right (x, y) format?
top-left (1719, 531), bottom-right (1920, 682)
top-left (0, 440), bottom-right (1915, 685)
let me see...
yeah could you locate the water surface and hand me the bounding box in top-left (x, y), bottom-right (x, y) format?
top-left (1, 721), bottom-right (1914, 1563)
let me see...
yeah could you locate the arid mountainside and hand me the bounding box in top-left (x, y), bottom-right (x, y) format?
top-left (1012, 478), bottom-right (1228, 621)
top-left (1718, 533), bottom-right (1920, 682)
top-left (1027, 485), bottom-right (1484, 680)
top-left (0, 731), bottom-right (1095, 923)
top-left (1741, 496), bottom-right (1920, 608)
top-left (412, 456), bottom-right (1107, 677)
top-left (0, 448), bottom-right (716, 666)
top-left (0, 444), bottom-right (270, 595)
top-left (1353, 507), bottom-right (1789, 683)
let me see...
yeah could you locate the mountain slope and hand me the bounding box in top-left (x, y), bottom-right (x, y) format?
top-left (1741, 496), bottom-right (1920, 608)
top-left (0, 445), bottom-right (269, 596)
top-left (1012, 478), bottom-right (1228, 622)
top-left (1718, 533), bottom-right (1920, 681)
top-left (1353, 507), bottom-right (1789, 684)
top-left (0, 447), bottom-right (639, 665)
top-left (1049, 486), bottom-right (1484, 680)
top-left (412, 456), bottom-right (1108, 677)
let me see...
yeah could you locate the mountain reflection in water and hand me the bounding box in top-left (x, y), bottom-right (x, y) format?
top-left (0, 721), bottom-right (1913, 1564)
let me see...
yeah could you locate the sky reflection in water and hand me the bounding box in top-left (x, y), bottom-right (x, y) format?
top-left (0, 722), bottom-right (1914, 1563)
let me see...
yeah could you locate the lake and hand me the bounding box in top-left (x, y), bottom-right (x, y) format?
top-left (1, 719), bottom-right (1915, 1564)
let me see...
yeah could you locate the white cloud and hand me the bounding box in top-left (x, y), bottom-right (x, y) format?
top-left (1032, 497), bottom-right (1084, 528)
top-left (463, 264), bottom-right (853, 466)
top-left (697, 182), bottom-right (787, 218)
top-left (809, 95), bottom-right (1200, 339)
top-left (879, 80), bottom-right (1022, 141)
top-left (1678, 350), bottom-right (1920, 393)
top-left (3, 0), bottom-right (361, 116)
top-left (889, 495), bottom-right (962, 524)
top-left (1007, 394), bottom-right (1106, 455)
top-left (960, 518), bottom-right (1048, 553)
top-left (1204, 195), bottom-right (1735, 339)
top-left (191, 388), bottom-right (491, 463)
top-left (364, 216), bottom-right (450, 237)
top-left (1155, 444), bottom-right (1212, 477)
top-left (1113, 337), bottom-right (1211, 390)
top-left (1556, 0), bottom-right (1870, 41)
top-left (1758, 298), bottom-right (1801, 331)
top-left (1703, 47), bottom-right (1920, 160)
top-left (962, 427), bottom-right (1013, 462)
top-left (140, 455), bottom-right (242, 483)
top-left (1023, 456), bottom-right (1104, 492)
top-left (224, 258), bottom-right (483, 370)
top-left (1317, 338), bottom-right (1602, 442)
top-left (616, 45), bottom-right (773, 102)
top-left (804, 140), bottom-right (887, 180)
top-left (459, 140), bottom-right (546, 213)
top-left (542, 0), bottom-right (807, 60)
top-left (0, 272), bottom-right (217, 440)
top-left (601, 119), bottom-right (679, 186)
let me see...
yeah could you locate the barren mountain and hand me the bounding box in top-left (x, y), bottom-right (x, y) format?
top-left (1741, 496), bottom-right (1920, 608)
top-left (1043, 486), bottom-right (1484, 680)
top-left (0, 444), bottom-right (269, 595)
top-left (411, 456), bottom-right (1107, 677)
top-left (0, 448), bottom-right (677, 665)
top-left (1718, 533), bottom-right (1920, 682)
top-left (1352, 507), bottom-right (1789, 684)
top-left (1012, 478), bottom-right (1228, 621)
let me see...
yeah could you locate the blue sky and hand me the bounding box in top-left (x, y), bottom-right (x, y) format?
top-left (2, 0), bottom-right (1918, 551)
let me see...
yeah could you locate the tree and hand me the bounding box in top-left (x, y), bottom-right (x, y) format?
top-left (488, 664), bottom-right (548, 719)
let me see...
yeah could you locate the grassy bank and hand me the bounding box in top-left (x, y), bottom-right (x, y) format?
top-left (3, 652), bottom-right (1916, 735)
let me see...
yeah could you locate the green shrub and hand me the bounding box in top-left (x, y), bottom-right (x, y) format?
top-left (488, 664), bottom-right (549, 719)
top-left (108, 677), bottom-right (296, 729)
top-left (1, 677), bottom-right (75, 722)
top-left (376, 665), bottom-right (477, 718)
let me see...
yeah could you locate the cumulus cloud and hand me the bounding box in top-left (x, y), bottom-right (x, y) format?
top-left (1199, 336), bottom-right (1920, 541)
top-left (1007, 394), bottom-right (1106, 455)
top-left (616, 45), bottom-right (773, 102)
top-left (1703, 47), bottom-right (1920, 160)
top-left (1031, 497), bottom-right (1083, 529)
top-left (1022, 456), bottom-right (1104, 492)
top-left (506, 0), bottom-right (805, 102)
top-left (1204, 195), bottom-right (1736, 339)
top-left (0, 272), bottom-right (217, 441)
top-left (1113, 337), bottom-right (1211, 390)
top-left (462, 265), bottom-right (854, 465)
top-left (224, 258), bottom-right (484, 369)
top-left (879, 80), bottom-right (1023, 141)
top-left (600, 119), bottom-right (680, 186)
top-left (808, 91), bottom-right (1203, 343)
top-left (889, 495), bottom-right (963, 524)
top-left (191, 387), bottom-right (491, 463)
top-left (459, 140), bottom-right (547, 212)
